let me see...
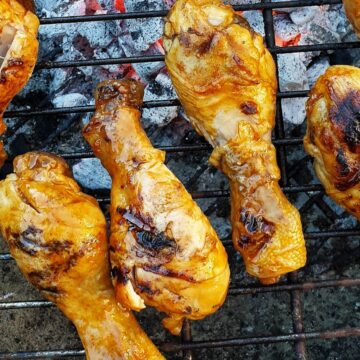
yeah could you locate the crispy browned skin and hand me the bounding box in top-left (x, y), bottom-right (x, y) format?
top-left (83, 79), bottom-right (230, 335)
top-left (343, 0), bottom-right (360, 37)
top-left (163, 0), bottom-right (306, 284)
top-left (0, 0), bottom-right (39, 167)
top-left (0, 152), bottom-right (165, 360)
top-left (304, 65), bottom-right (360, 219)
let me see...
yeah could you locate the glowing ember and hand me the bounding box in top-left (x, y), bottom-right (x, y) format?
top-left (114, 0), bottom-right (125, 12)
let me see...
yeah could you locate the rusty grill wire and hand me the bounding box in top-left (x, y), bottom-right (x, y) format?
top-left (1, 0), bottom-right (360, 359)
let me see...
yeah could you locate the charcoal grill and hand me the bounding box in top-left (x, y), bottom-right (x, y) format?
top-left (0, 0), bottom-right (360, 359)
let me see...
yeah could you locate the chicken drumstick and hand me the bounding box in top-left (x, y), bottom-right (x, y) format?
top-left (0, 152), bottom-right (164, 360)
top-left (83, 79), bottom-right (230, 335)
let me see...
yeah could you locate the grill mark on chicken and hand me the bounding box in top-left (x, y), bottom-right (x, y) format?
top-left (328, 85), bottom-right (360, 152)
top-left (334, 150), bottom-right (360, 191)
top-left (143, 265), bottom-right (196, 283)
top-left (120, 207), bottom-right (177, 255)
top-left (27, 271), bottom-right (60, 294)
top-left (197, 33), bottom-right (216, 55)
top-left (7, 58), bottom-right (24, 67)
top-left (237, 210), bottom-right (275, 253)
top-left (111, 266), bottom-right (130, 285)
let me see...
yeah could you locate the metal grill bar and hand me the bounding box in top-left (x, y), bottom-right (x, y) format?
top-left (34, 41), bottom-right (360, 70)
top-left (160, 328), bottom-right (360, 352)
top-left (3, 91), bottom-right (309, 119)
top-left (0, 327), bottom-right (359, 359)
top-left (38, 0), bottom-right (343, 24)
top-left (261, 1), bottom-right (306, 357)
top-left (2, 278), bottom-right (360, 310)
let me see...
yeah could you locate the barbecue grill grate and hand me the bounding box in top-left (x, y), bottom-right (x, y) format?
top-left (0, 0), bottom-right (360, 359)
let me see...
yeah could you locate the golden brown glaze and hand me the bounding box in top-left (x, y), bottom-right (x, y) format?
top-left (0, 0), bottom-right (39, 167)
top-left (164, 0), bottom-right (306, 284)
top-left (304, 65), bottom-right (360, 219)
top-left (0, 152), bottom-right (164, 360)
top-left (343, 0), bottom-right (360, 37)
top-left (83, 79), bottom-right (230, 335)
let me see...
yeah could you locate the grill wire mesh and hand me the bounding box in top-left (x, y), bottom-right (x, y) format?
top-left (1, 0), bottom-right (360, 359)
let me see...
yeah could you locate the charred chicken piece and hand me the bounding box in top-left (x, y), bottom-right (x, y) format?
top-left (0, 0), bottom-right (39, 168)
top-left (163, 0), bottom-right (306, 284)
top-left (304, 65), bottom-right (360, 219)
top-left (0, 152), bottom-right (164, 360)
top-left (83, 79), bottom-right (230, 336)
top-left (343, 0), bottom-right (360, 38)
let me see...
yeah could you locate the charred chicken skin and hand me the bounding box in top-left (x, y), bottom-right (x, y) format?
top-left (343, 0), bottom-right (360, 38)
top-left (163, 0), bottom-right (306, 284)
top-left (0, 0), bottom-right (39, 168)
top-left (83, 79), bottom-right (230, 335)
top-left (0, 152), bottom-right (164, 360)
top-left (304, 65), bottom-right (360, 219)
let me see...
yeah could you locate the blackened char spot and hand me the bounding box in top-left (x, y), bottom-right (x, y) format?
top-left (336, 149), bottom-right (350, 177)
top-left (143, 265), bottom-right (196, 283)
top-left (197, 34), bottom-right (215, 55)
top-left (345, 111), bottom-right (360, 151)
top-left (240, 101), bottom-right (258, 115)
top-left (238, 236), bottom-right (250, 248)
top-left (7, 58), bottom-right (24, 67)
top-left (0, 71), bottom-right (6, 84)
top-left (13, 226), bottom-right (44, 256)
top-left (111, 266), bottom-right (130, 285)
top-left (328, 87), bottom-right (360, 152)
top-left (27, 271), bottom-right (60, 294)
top-left (135, 282), bottom-right (160, 296)
top-left (238, 210), bottom-right (275, 252)
top-left (137, 231), bottom-right (176, 252)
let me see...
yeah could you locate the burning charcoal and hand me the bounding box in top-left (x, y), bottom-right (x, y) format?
top-left (306, 56), bottom-right (330, 88)
top-left (142, 71), bottom-right (178, 128)
top-left (278, 53), bottom-right (308, 91)
top-left (281, 97), bottom-right (307, 125)
top-left (243, 11), bottom-right (264, 36)
top-left (290, 7), bottom-right (316, 26)
top-left (274, 14), bottom-right (301, 46)
top-left (73, 158), bottom-right (112, 190)
top-left (52, 93), bottom-right (88, 108)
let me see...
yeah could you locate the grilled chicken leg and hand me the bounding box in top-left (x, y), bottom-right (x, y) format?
top-left (0, 152), bottom-right (164, 360)
top-left (343, 0), bottom-right (360, 38)
top-left (83, 79), bottom-right (230, 335)
top-left (0, 0), bottom-right (39, 168)
top-left (163, 0), bottom-right (306, 284)
top-left (304, 65), bottom-right (360, 219)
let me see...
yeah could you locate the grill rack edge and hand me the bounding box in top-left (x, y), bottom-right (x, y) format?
top-left (1, 0), bottom-right (360, 359)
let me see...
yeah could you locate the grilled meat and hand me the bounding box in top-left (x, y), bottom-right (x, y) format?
top-left (304, 65), bottom-right (360, 219)
top-left (0, 0), bottom-right (39, 168)
top-left (163, 0), bottom-right (306, 284)
top-left (0, 152), bottom-right (164, 360)
top-left (343, 0), bottom-right (360, 37)
top-left (83, 79), bottom-right (230, 335)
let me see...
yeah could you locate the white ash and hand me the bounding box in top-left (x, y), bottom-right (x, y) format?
top-left (278, 53), bottom-right (308, 92)
top-left (281, 97), bottom-right (307, 125)
top-left (290, 7), bottom-right (316, 26)
top-left (52, 93), bottom-right (89, 108)
top-left (243, 11), bottom-right (264, 36)
top-left (143, 71), bottom-right (179, 127)
top-left (73, 158), bottom-right (112, 190)
top-left (274, 14), bottom-right (301, 45)
top-left (306, 56), bottom-right (330, 88)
